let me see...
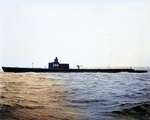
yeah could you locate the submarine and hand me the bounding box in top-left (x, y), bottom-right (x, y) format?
top-left (2, 57), bottom-right (148, 73)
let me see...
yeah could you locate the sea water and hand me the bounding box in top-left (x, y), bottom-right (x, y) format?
top-left (47, 70), bottom-right (150, 120)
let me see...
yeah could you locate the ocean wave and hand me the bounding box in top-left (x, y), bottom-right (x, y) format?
top-left (69, 99), bottom-right (101, 103)
top-left (112, 101), bottom-right (150, 120)
top-left (0, 73), bottom-right (83, 120)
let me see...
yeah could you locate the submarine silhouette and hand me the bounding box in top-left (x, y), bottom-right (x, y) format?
top-left (2, 57), bottom-right (148, 73)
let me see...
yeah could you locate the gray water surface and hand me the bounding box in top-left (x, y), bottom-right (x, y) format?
top-left (47, 72), bottom-right (150, 120)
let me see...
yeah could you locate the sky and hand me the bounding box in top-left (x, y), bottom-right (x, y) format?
top-left (0, 0), bottom-right (150, 70)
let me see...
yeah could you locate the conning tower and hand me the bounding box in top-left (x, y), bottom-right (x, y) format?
top-left (48, 57), bottom-right (69, 69)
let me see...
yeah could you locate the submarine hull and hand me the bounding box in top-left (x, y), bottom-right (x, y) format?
top-left (2, 67), bottom-right (147, 73)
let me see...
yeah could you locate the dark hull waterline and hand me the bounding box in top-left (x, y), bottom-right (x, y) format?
top-left (2, 67), bottom-right (148, 73)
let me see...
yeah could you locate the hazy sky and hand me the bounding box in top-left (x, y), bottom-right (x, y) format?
top-left (0, 0), bottom-right (150, 70)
